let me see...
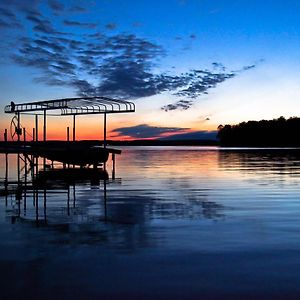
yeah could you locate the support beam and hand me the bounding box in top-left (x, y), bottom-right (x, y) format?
top-left (73, 115), bottom-right (76, 141)
top-left (112, 153), bottom-right (115, 179)
top-left (23, 128), bottom-right (26, 142)
top-left (67, 126), bottom-right (70, 142)
top-left (17, 112), bottom-right (20, 142)
top-left (103, 113), bottom-right (107, 148)
top-left (4, 129), bottom-right (7, 142)
top-left (43, 110), bottom-right (46, 141)
top-left (35, 114), bottom-right (38, 142)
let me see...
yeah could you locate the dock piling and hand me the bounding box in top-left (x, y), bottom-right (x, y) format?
top-left (67, 126), bottom-right (70, 142)
top-left (43, 110), bottom-right (47, 142)
top-left (112, 153), bottom-right (116, 179)
top-left (35, 115), bottom-right (38, 142)
top-left (4, 129), bottom-right (7, 142)
top-left (73, 115), bottom-right (76, 141)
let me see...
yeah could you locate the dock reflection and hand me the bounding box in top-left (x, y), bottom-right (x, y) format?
top-left (0, 153), bottom-right (225, 249)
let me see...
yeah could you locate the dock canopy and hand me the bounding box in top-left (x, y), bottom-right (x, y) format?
top-left (4, 96), bottom-right (135, 115)
top-left (4, 96), bottom-right (135, 143)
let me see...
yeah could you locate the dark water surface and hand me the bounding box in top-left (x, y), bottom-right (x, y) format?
top-left (1, 147), bottom-right (300, 299)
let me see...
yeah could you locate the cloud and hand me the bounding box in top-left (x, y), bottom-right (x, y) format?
top-left (7, 4), bottom-right (259, 111)
top-left (111, 125), bottom-right (217, 140)
top-left (26, 13), bottom-right (64, 34)
top-left (68, 6), bottom-right (87, 13)
top-left (159, 130), bottom-right (218, 140)
top-left (105, 23), bottom-right (117, 30)
top-left (48, 0), bottom-right (64, 11)
top-left (0, 0), bottom-right (41, 10)
top-left (0, 7), bottom-right (22, 28)
top-left (162, 100), bottom-right (193, 111)
top-left (63, 19), bottom-right (97, 29)
top-left (111, 124), bottom-right (190, 139)
top-left (0, 7), bottom-right (16, 18)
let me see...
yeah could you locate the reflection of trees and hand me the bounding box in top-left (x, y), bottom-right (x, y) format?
top-left (218, 150), bottom-right (300, 178)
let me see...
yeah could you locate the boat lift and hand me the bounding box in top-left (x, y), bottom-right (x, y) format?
top-left (4, 96), bottom-right (135, 145)
top-left (2, 96), bottom-right (135, 179)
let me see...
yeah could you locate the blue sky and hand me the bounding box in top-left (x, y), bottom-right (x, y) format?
top-left (0, 0), bottom-right (300, 140)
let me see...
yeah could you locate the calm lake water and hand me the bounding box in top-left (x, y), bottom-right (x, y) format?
top-left (1, 146), bottom-right (300, 299)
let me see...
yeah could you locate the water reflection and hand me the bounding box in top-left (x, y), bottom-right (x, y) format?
top-left (2, 148), bottom-right (300, 299)
top-left (0, 152), bottom-right (224, 249)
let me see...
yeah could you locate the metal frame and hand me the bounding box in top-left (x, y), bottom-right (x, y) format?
top-left (4, 97), bottom-right (135, 145)
top-left (4, 96), bottom-right (135, 115)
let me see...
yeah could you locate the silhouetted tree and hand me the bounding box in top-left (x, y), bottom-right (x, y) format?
top-left (217, 117), bottom-right (300, 147)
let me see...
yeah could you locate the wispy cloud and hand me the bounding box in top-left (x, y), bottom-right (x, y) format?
top-left (47, 0), bottom-right (64, 12)
top-left (105, 23), bottom-right (117, 30)
top-left (111, 124), bottom-right (217, 140)
top-left (0, 7), bottom-right (22, 28)
top-left (63, 19), bottom-right (97, 29)
top-left (26, 13), bottom-right (65, 34)
top-left (4, 1), bottom-right (259, 111)
top-left (159, 130), bottom-right (217, 140)
top-left (111, 124), bottom-right (190, 139)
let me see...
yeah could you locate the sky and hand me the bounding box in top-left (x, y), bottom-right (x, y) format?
top-left (0, 0), bottom-right (300, 140)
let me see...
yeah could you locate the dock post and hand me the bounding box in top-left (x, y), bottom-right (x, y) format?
top-left (4, 129), bottom-right (7, 142)
top-left (43, 110), bottom-right (46, 142)
top-left (23, 128), bottom-right (26, 142)
top-left (17, 112), bottom-right (20, 142)
top-left (35, 114), bottom-right (38, 142)
top-left (32, 128), bottom-right (35, 142)
top-left (103, 113), bottom-right (107, 148)
top-left (43, 110), bottom-right (46, 169)
top-left (73, 115), bottom-right (76, 141)
top-left (67, 126), bottom-right (70, 142)
top-left (112, 153), bottom-right (115, 179)
top-left (23, 127), bottom-right (27, 168)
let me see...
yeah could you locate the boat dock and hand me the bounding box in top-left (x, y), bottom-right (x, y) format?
top-left (1, 96), bottom-right (135, 186)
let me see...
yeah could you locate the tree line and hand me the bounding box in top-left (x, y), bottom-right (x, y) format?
top-left (217, 117), bottom-right (300, 147)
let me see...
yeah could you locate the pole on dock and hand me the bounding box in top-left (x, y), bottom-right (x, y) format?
top-left (43, 110), bottom-right (47, 169)
top-left (73, 115), bottom-right (76, 141)
top-left (4, 129), bottom-right (7, 142)
top-left (43, 110), bottom-right (46, 141)
top-left (67, 127), bottom-right (70, 142)
top-left (35, 114), bottom-right (38, 142)
top-left (17, 112), bottom-right (20, 142)
top-left (23, 128), bottom-right (26, 142)
top-left (103, 113), bottom-right (107, 148)
top-left (112, 153), bottom-right (115, 179)
top-left (32, 128), bottom-right (35, 142)
top-left (23, 128), bottom-right (27, 167)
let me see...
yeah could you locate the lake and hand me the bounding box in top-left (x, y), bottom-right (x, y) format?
top-left (1, 146), bottom-right (300, 299)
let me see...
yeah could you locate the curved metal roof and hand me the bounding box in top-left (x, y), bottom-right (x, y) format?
top-left (4, 96), bottom-right (135, 115)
